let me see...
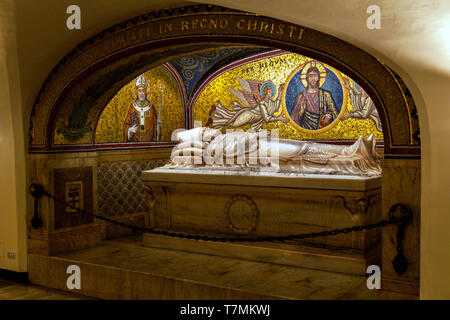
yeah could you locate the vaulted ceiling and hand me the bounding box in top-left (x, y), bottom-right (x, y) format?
top-left (14, 0), bottom-right (195, 126)
top-left (14, 0), bottom-right (450, 138)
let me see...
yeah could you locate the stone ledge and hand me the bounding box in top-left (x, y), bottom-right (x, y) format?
top-left (143, 168), bottom-right (381, 191)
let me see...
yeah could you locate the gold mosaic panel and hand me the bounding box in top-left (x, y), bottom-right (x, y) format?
top-left (95, 65), bottom-right (184, 143)
top-left (193, 52), bottom-right (383, 141)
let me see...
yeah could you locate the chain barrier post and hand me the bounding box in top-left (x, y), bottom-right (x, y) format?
top-left (29, 183), bottom-right (44, 229)
top-left (388, 203), bottom-right (413, 275)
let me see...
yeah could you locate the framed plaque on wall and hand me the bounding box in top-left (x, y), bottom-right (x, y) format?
top-left (53, 167), bottom-right (94, 229)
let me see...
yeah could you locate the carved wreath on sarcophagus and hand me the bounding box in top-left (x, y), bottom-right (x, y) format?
top-left (225, 194), bottom-right (259, 234)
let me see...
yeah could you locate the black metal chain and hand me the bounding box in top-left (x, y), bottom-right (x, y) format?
top-left (30, 183), bottom-right (395, 243)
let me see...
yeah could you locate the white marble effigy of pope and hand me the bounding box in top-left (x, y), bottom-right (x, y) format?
top-left (164, 127), bottom-right (382, 177)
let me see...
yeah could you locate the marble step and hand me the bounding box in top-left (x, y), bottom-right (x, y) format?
top-left (142, 233), bottom-right (380, 276)
top-left (28, 237), bottom-right (417, 300)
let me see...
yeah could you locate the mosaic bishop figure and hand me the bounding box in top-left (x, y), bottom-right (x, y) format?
top-left (123, 75), bottom-right (158, 142)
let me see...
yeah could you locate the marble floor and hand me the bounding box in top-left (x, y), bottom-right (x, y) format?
top-left (36, 236), bottom-right (418, 300)
top-left (0, 279), bottom-right (92, 300)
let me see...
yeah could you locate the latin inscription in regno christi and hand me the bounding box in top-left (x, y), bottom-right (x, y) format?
top-left (103, 15), bottom-right (305, 51)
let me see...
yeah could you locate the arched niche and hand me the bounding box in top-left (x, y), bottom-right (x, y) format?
top-left (26, 4), bottom-right (421, 297)
top-left (89, 48), bottom-right (385, 148)
top-left (28, 4), bottom-right (419, 157)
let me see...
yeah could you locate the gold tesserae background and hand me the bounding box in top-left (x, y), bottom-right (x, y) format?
top-left (193, 52), bottom-right (384, 141)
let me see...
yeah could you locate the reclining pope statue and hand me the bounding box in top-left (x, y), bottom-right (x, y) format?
top-left (163, 127), bottom-right (381, 177)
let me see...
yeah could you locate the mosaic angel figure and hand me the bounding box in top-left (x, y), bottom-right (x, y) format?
top-left (341, 78), bottom-right (383, 132)
top-left (206, 77), bottom-right (289, 131)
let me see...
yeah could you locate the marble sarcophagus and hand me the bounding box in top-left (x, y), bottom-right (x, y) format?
top-left (142, 170), bottom-right (381, 275)
top-left (141, 128), bottom-right (382, 275)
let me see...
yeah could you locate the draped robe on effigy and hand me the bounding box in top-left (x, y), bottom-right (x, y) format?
top-left (166, 128), bottom-right (381, 177)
